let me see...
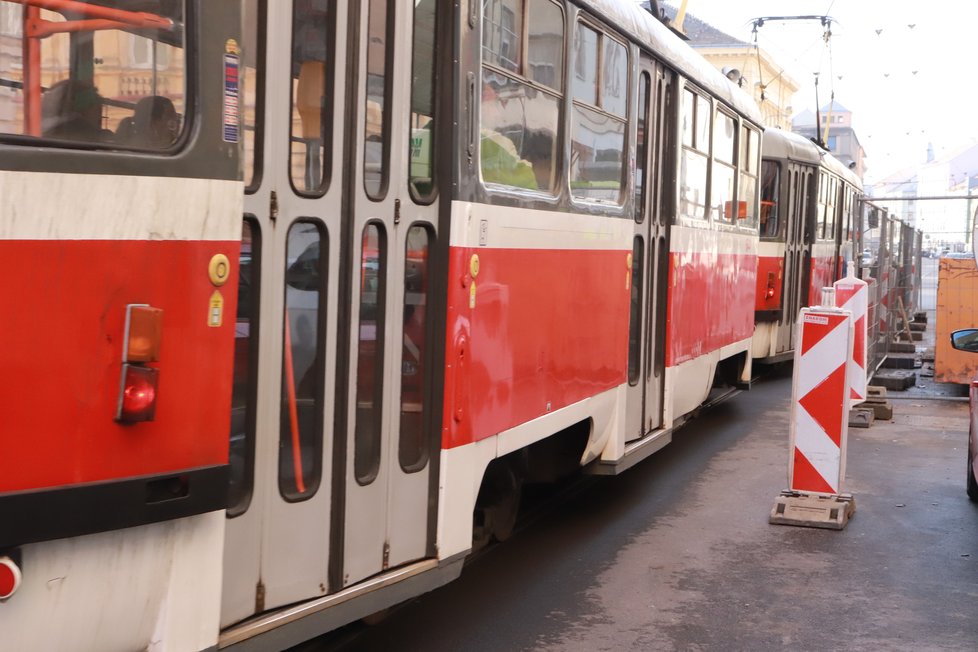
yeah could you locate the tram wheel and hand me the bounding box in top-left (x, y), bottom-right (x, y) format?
top-left (472, 459), bottom-right (523, 548)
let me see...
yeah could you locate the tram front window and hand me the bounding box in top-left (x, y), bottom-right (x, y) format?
top-left (0, 1), bottom-right (187, 149)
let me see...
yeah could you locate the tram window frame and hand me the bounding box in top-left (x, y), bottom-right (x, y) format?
top-left (409, 0), bottom-right (438, 204)
top-left (479, 0), bottom-right (565, 196)
top-left (228, 216), bottom-right (262, 517)
top-left (288, 0), bottom-right (336, 198)
top-left (243, 0), bottom-right (266, 193)
top-left (568, 19), bottom-right (628, 205)
top-left (279, 219), bottom-right (328, 503)
top-left (0, 1), bottom-right (192, 152)
top-left (679, 86), bottom-right (709, 221)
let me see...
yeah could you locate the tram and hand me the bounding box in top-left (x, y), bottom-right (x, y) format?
top-left (1, 1), bottom-right (763, 649)
top-left (752, 128), bottom-right (862, 364)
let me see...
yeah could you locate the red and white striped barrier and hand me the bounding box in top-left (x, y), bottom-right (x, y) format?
top-left (834, 262), bottom-right (869, 404)
top-left (788, 293), bottom-right (855, 495)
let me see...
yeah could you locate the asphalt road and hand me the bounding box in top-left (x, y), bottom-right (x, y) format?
top-left (310, 364), bottom-right (978, 651)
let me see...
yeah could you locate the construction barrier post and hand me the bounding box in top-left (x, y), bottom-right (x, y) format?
top-left (770, 288), bottom-right (857, 530)
top-left (835, 262), bottom-right (869, 405)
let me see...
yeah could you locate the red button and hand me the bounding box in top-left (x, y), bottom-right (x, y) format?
top-left (0, 557), bottom-right (21, 600)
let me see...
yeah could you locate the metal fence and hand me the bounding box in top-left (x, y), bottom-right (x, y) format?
top-left (857, 203), bottom-right (924, 374)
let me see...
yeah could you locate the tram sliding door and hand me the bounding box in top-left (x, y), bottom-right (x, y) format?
top-left (223, 0), bottom-right (348, 625)
top-left (223, 0), bottom-right (442, 625)
top-left (777, 165), bottom-right (813, 353)
top-left (340, 0), bottom-right (439, 588)
top-left (625, 57), bottom-right (670, 441)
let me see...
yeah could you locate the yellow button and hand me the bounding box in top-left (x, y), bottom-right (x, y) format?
top-left (209, 254), bottom-right (231, 286)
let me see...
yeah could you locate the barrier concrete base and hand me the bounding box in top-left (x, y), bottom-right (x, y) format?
top-left (864, 385), bottom-right (895, 419)
top-left (871, 370), bottom-right (916, 392)
top-left (848, 407), bottom-right (875, 428)
top-left (769, 491), bottom-right (856, 530)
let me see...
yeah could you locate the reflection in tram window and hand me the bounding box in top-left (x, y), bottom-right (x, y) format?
top-left (355, 224), bottom-right (387, 485)
top-left (480, 0), bottom-right (563, 193)
top-left (410, 0), bottom-right (437, 202)
top-left (400, 226), bottom-right (430, 472)
top-left (0, 1), bottom-right (186, 149)
top-left (290, 0), bottom-right (332, 194)
top-left (280, 221), bottom-right (326, 501)
top-left (760, 160), bottom-right (781, 239)
top-left (364, 0), bottom-right (393, 199)
top-left (229, 219), bottom-right (261, 516)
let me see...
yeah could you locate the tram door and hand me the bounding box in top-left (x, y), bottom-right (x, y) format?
top-left (777, 165), bottom-right (814, 353)
top-left (625, 58), bottom-right (671, 442)
top-left (339, 0), bottom-right (439, 588)
top-left (221, 0), bottom-right (441, 626)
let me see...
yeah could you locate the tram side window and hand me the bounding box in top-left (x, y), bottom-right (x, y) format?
top-left (759, 160), bottom-right (781, 239)
top-left (280, 221), bottom-right (327, 501)
top-left (400, 225), bottom-right (431, 472)
top-left (0, 1), bottom-right (186, 149)
top-left (823, 177), bottom-right (837, 241)
top-left (816, 173), bottom-right (828, 239)
top-left (355, 223), bottom-right (387, 485)
top-left (480, 0), bottom-right (564, 193)
top-left (363, 0), bottom-right (393, 199)
top-left (679, 88), bottom-right (708, 219)
top-left (634, 72), bottom-right (650, 220)
top-left (710, 109), bottom-right (735, 222)
top-left (569, 23), bottom-right (627, 203)
top-left (739, 125), bottom-right (760, 228)
top-left (410, 0), bottom-right (437, 202)
top-left (229, 218), bottom-right (261, 516)
top-left (290, 0), bottom-right (333, 195)
top-left (243, 0), bottom-right (264, 190)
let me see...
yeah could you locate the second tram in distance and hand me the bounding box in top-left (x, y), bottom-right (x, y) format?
top-left (752, 128), bottom-right (863, 364)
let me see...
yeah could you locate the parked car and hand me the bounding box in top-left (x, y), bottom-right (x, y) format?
top-left (949, 328), bottom-right (978, 501)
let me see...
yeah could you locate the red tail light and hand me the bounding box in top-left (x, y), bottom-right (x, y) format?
top-left (0, 556), bottom-right (21, 600)
top-left (116, 304), bottom-right (162, 423)
top-left (118, 364), bottom-right (159, 422)
top-left (766, 271), bottom-right (777, 299)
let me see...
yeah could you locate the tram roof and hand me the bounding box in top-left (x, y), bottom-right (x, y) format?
top-left (577, 0), bottom-right (763, 124)
top-left (762, 128), bottom-right (862, 189)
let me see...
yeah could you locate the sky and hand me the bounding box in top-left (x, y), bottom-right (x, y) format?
top-left (642, 1), bottom-right (978, 184)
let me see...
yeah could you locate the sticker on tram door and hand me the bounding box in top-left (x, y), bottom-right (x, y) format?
top-left (223, 39), bottom-right (240, 143)
top-left (209, 290), bottom-right (224, 327)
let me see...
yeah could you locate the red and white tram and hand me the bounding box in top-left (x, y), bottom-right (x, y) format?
top-left (752, 128), bottom-right (861, 363)
top-left (1, 1), bottom-right (763, 649)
